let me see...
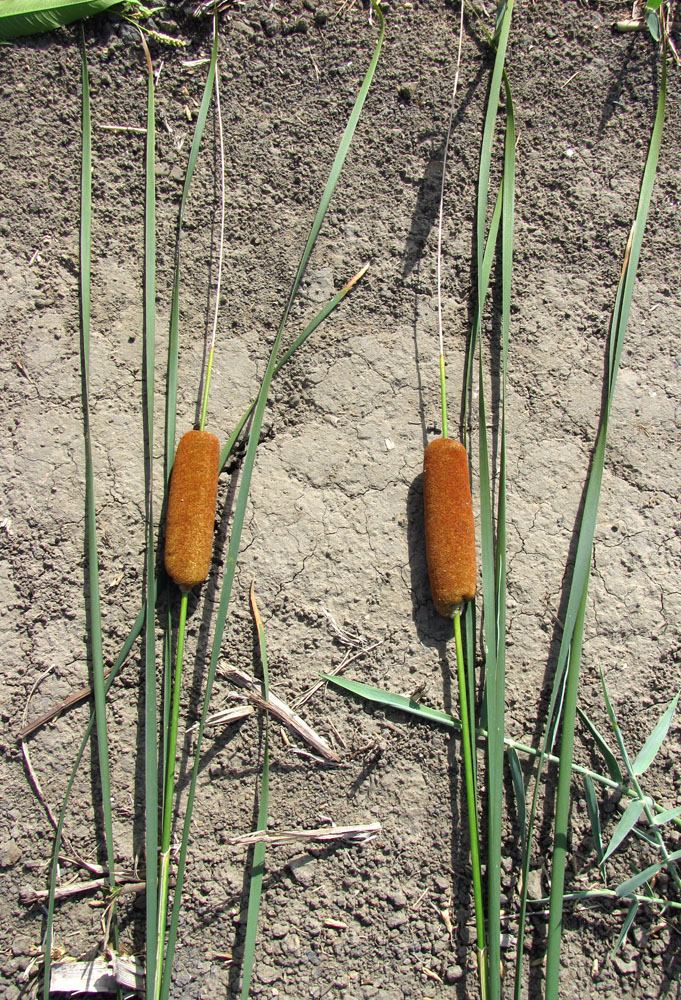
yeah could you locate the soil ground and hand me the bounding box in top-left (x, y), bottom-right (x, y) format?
top-left (1, 2), bottom-right (680, 999)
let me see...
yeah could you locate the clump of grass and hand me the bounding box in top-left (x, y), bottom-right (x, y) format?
top-left (40, 6), bottom-right (383, 999)
top-left (327, 3), bottom-right (676, 997)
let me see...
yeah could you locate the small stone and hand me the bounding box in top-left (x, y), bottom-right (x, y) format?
top-left (387, 889), bottom-right (407, 909)
top-left (386, 912), bottom-right (408, 930)
top-left (232, 20), bottom-right (255, 39)
top-left (261, 16), bottom-right (279, 37)
top-left (444, 964), bottom-right (464, 984)
top-left (257, 963), bottom-right (280, 984)
top-left (288, 853), bottom-right (316, 886)
top-left (526, 869), bottom-right (543, 901)
top-left (0, 841), bottom-right (21, 868)
top-left (271, 921), bottom-right (287, 939)
top-left (11, 937), bottom-right (33, 956)
top-left (613, 956), bottom-right (638, 976)
top-left (282, 932), bottom-right (301, 957)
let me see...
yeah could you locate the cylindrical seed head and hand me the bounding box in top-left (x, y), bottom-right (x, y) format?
top-left (423, 437), bottom-right (477, 616)
top-left (164, 430), bottom-right (220, 590)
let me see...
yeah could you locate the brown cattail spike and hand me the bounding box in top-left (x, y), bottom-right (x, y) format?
top-left (423, 437), bottom-right (477, 616)
top-left (164, 430), bottom-right (220, 590)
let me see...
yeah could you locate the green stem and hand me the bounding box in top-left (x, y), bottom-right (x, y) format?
top-left (199, 346), bottom-right (214, 432)
top-left (545, 581), bottom-right (588, 996)
top-left (454, 610), bottom-right (487, 999)
top-left (439, 353), bottom-right (448, 439)
top-left (154, 589), bottom-right (189, 1000)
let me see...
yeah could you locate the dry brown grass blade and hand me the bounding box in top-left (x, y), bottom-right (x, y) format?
top-left (50, 955), bottom-right (145, 994)
top-left (22, 872), bottom-right (143, 905)
top-left (229, 822), bottom-right (381, 848)
top-left (18, 674), bottom-right (111, 739)
top-left (224, 666), bottom-right (341, 762)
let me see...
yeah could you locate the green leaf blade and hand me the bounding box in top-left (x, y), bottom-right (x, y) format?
top-left (0, 0), bottom-right (120, 40)
top-left (583, 775), bottom-right (604, 865)
top-left (616, 850), bottom-right (681, 898)
top-left (652, 804), bottom-right (681, 827)
top-left (577, 706), bottom-right (623, 784)
top-left (601, 799), bottom-right (646, 865)
top-left (632, 693), bottom-right (679, 777)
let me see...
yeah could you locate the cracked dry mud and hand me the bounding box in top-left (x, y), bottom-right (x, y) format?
top-left (1, 3), bottom-right (680, 999)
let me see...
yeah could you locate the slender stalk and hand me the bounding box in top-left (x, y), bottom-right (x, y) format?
top-left (240, 585), bottom-right (271, 999)
top-left (545, 580), bottom-right (588, 995)
top-left (77, 30), bottom-right (118, 959)
top-left (139, 31), bottom-right (159, 997)
top-left (160, 11), bottom-right (385, 994)
top-left (542, 40), bottom-right (668, 999)
top-left (154, 590), bottom-right (189, 1000)
top-left (454, 610), bottom-right (487, 999)
top-left (439, 355), bottom-right (448, 439)
top-left (199, 60), bottom-right (225, 433)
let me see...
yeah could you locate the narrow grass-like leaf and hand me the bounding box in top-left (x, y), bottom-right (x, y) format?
top-left (543, 45), bottom-right (668, 999)
top-left (324, 675), bottom-right (462, 730)
top-left (325, 674), bottom-right (633, 795)
top-left (160, 10), bottom-right (385, 995)
top-left (153, 23), bottom-right (219, 991)
top-left (653, 804), bottom-right (681, 827)
top-left (139, 34), bottom-right (158, 997)
top-left (577, 705), bottom-right (623, 784)
top-left (508, 747), bottom-right (526, 861)
top-left (632, 692), bottom-right (679, 777)
top-left (166, 14), bottom-right (219, 477)
top-left (601, 799), bottom-right (646, 865)
top-left (218, 264), bottom-right (368, 472)
top-left (459, 1), bottom-right (516, 990)
top-left (0, 0), bottom-right (119, 39)
top-left (545, 577), bottom-right (588, 998)
top-left (240, 585), bottom-right (271, 999)
top-left (600, 670), bottom-right (634, 773)
top-left (75, 28), bottom-right (118, 947)
top-left (583, 775), bottom-right (604, 864)
top-left (611, 900), bottom-right (639, 955)
top-left (616, 849), bottom-right (681, 898)
top-left (42, 606), bottom-right (144, 996)
top-left (486, 57), bottom-right (515, 1000)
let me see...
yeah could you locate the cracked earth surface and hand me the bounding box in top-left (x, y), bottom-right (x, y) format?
top-left (1, 2), bottom-right (680, 999)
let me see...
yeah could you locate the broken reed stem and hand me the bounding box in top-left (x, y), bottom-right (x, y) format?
top-left (454, 609), bottom-right (487, 999)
